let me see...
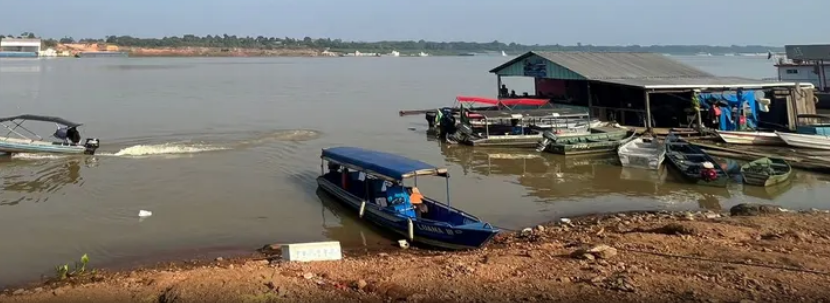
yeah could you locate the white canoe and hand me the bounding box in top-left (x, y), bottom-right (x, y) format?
top-left (716, 130), bottom-right (784, 145)
top-left (617, 136), bottom-right (666, 170)
top-left (776, 131), bottom-right (830, 150)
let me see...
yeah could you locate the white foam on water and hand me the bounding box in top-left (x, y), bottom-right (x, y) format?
top-left (9, 153), bottom-right (69, 160)
top-left (102, 143), bottom-right (230, 157)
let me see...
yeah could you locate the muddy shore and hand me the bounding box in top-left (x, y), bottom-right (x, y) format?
top-left (3, 204), bottom-right (830, 303)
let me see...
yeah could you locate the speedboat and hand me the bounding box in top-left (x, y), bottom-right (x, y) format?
top-left (0, 114), bottom-right (100, 155)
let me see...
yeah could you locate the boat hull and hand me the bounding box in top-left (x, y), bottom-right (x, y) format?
top-left (741, 158), bottom-right (792, 187)
top-left (316, 177), bottom-right (498, 250)
top-left (665, 136), bottom-right (729, 187)
top-left (776, 132), bottom-right (830, 150)
top-left (618, 137), bottom-right (666, 170)
top-left (716, 131), bottom-right (784, 145)
top-left (539, 129), bottom-right (635, 155)
top-left (0, 138), bottom-right (88, 155)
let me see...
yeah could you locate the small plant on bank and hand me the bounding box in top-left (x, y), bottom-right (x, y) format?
top-left (54, 254), bottom-right (93, 280)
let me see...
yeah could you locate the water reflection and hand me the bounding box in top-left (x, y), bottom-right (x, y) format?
top-left (315, 188), bottom-right (391, 248)
top-left (0, 157), bottom-right (95, 206)
top-left (439, 144), bottom-right (733, 210)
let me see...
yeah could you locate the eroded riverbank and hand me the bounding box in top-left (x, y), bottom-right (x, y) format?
top-left (3, 204), bottom-right (830, 303)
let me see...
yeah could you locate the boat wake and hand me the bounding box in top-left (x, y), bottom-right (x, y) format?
top-left (104, 143), bottom-right (229, 157)
top-left (2, 129), bottom-right (323, 160)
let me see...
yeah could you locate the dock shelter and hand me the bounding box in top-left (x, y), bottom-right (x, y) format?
top-left (490, 51), bottom-right (817, 132)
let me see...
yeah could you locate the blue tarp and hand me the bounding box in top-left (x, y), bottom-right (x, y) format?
top-left (322, 146), bottom-right (444, 181)
top-left (698, 90), bottom-right (758, 131)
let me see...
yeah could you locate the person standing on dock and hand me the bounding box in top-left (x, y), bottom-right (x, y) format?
top-left (499, 84), bottom-right (509, 97)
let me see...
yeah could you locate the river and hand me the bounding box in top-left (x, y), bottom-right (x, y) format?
top-left (0, 55), bottom-right (828, 288)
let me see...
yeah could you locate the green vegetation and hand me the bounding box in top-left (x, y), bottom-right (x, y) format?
top-left (54, 254), bottom-right (92, 280)
top-left (1, 32), bottom-right (783, 55)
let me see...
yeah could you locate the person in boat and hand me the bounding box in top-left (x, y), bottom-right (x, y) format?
top-left (384, 183), bottom-right (417, 218)
top-left (408, 187), bottom-right (428, 217)
top-left (509, 90), bottom-right (517, 98)
top-left (438, 110), bottom-right (457, 141)
top-left (499, 85), bottom-right (509, 97)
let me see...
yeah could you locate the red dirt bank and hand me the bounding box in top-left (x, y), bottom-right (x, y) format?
top-left (3, 206), bottom-right (830, 303)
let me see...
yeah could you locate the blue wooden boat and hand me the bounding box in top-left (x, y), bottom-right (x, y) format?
top-left (317, 146), bottom-right (500, 250)
top-left (0, 115), bottom-right (100, 155)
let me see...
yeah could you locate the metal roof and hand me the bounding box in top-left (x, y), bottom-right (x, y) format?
top-left (490, 51), bottom-right (805, 90)
top-left (604, 77), bottom-right (811, 90)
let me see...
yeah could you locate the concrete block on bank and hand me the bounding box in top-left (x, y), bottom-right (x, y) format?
top-left (281, 241), bottom-right (342, 262)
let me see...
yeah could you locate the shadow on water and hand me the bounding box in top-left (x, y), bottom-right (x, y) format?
top-left (437, 144), bottom-right (734, 211)
top-left (314, 188), bottom-right (395, 249)
top-left (0, 156), bottom-right (96, 206)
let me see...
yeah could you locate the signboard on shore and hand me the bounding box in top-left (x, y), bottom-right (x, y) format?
top-left (785, 45), bottom-right (830, 60)
top-left (282, 241), bottom-right (343, 262)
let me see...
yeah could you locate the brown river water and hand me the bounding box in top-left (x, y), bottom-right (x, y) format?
top-left (0, 55), bottom-right (828, 287)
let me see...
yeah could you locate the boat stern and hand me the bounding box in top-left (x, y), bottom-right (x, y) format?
top-left (83, 138), bottom-right (101, 155)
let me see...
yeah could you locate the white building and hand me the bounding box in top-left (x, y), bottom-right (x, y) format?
top-left (775, 59), bottom-right (830, 91)
top-left (0, 38), bottom-right (42, 53)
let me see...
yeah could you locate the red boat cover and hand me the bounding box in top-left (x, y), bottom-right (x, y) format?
top-left (455, 96), bottom-right (548, 106)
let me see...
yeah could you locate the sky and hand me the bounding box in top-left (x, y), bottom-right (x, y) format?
top-left (1, 0), bottom-right (827, 46)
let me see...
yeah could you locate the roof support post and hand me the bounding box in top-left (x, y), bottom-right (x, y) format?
top-left (644, 91), bottom-right (652, 134)
top-left (586, 82), bottom-right (593, 122)
top-left (497, 75), bottom-right (503, 98)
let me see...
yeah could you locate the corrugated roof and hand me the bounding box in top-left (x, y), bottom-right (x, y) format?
top-left (531, 51), bottom-right (715, 80)
top-left (490, 51), bottom-right (804, 89)
top-left (603, 77), bottom-right (807, 90)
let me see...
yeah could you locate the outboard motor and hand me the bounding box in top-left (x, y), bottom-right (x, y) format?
top-left (438, 113), bottom-right (457, 141)
top-left (83, 138), bottom-right (100, 155)
top-left (536, 131), bottom-right (557, 152)
top-left (425, 112), bottom-right (437, 128)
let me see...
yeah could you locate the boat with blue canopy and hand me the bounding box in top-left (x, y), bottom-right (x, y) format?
top-left (317, 146), bottom-right (500, 250)
top-left (0, 114), bottom-right (100, 155)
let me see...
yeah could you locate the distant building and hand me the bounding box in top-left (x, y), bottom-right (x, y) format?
top-left (0, 38), bottom-right (42, 53)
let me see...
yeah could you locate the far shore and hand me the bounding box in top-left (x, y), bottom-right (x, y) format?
top-left (3, 203), bottom-right (830, 303)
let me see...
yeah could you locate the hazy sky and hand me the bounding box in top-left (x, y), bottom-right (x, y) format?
top-left (1, 0), bottom-right (826, 45)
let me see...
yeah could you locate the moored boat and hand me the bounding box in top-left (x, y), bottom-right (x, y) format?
top-left (0, 115), bottom-right (100, 155)
top-left (536, 127), bottom-right (636, 155)
top-left (740, 157), bottom-right (792, 187)
top-left (453, 104), bottom-right (595, 148)
top-left (664, 133), bottom-right (729, 187)
top-left (776, 114), bottom-right (830, 150)
top-left (716, 130), bottom-right (784, 146)
top-left (617, 136), bottom-right (666, 170)
top-left (316, 146), bottom-right (500, 250)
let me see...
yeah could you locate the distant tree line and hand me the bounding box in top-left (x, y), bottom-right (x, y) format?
top-left (1, 33), bottom-right (784, 54)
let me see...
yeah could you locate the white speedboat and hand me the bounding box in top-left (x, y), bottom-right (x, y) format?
top-left (0, 114), bottom-right (100, 155)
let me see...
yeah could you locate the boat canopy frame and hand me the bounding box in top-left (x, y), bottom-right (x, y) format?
top-left (460, 105), bottom-right (593, 138)
top-left (0, 115), bottom-right (83, 142)
top-left (320, 146), bottom-right (453, 206)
